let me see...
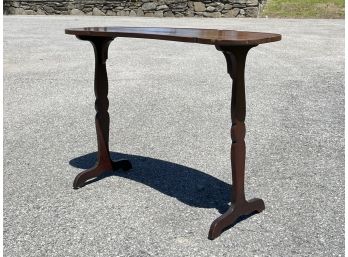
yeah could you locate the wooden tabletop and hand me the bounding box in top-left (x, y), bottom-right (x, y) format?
top-left (65, 26), bottom-right (281, 46)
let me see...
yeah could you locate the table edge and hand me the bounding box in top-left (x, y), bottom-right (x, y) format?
top-left (65, 27), bottom-right (282, 46)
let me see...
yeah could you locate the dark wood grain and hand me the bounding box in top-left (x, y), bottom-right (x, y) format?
top-left (67, 26), bottom-right (281, 239)
top-left (65, 26), bottom-right (281, 46)
top-left (72, 36), bottom-right (132, 189)
top-left (208, 45), bottom-right (265, 240)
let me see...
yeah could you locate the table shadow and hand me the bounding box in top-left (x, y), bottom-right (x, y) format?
top-left (69, 152), bottom-right (232, 213)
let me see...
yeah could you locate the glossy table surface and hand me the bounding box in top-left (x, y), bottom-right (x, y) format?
top-left (65, 26), bottom-right (281, 46)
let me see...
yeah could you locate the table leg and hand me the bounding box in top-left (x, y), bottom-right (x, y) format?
top-left (73, 36), bottom-right (132, 189)
top-left (208, 45), bottom-right (265, 240)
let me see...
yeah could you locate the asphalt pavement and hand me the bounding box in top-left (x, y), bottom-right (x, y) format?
top-left (3, 16), bottom-right (344, 257)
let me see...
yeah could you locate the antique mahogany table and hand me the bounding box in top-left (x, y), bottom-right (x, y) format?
top-left (65, 26), bottom-right (281, 240)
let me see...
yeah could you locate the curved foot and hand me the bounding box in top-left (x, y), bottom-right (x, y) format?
top-left (73, 165), bottom-right (103, 189)
top-left (208, 198), bottom-right (265, 240)
top-left (73, 159), bottom-right (132, 189)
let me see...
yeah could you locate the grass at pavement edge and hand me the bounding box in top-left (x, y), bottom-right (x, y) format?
top-left (262, 0), bottom-right (345, 18)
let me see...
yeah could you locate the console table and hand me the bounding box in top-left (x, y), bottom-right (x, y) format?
top-left (65, 26), bottom-right (281, 240)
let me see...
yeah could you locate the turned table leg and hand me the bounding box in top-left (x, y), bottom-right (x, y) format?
top-left (208, 45), bottom-right (265, 239)
top-left (73, 36), bottom-right (132, 189)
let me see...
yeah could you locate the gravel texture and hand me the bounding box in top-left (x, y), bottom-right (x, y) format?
top-left (3, 16), bottom-right (344, 257)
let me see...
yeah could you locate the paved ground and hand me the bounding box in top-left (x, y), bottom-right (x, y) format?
top-left (3, 16), bottom-right (344, 257)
